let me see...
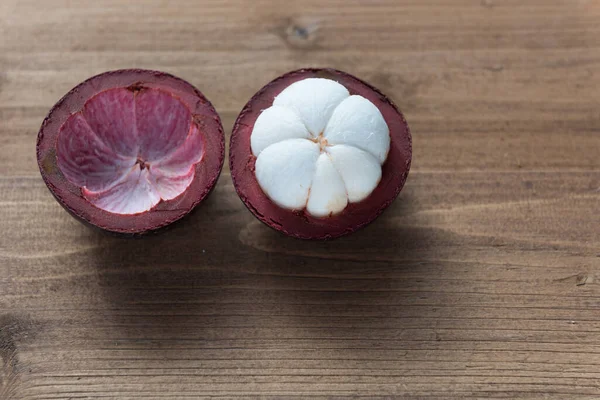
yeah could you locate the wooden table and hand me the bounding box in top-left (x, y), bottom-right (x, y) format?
top-left (1, 1), bottom-right (599, 398)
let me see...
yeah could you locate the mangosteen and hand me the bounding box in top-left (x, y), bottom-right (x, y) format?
top-left (37, 69), bottom-right (224, 235)
top-left (230, 68), bottom-right (412, 239)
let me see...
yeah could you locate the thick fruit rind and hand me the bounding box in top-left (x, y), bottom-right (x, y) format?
top-left (37, 69), bottom-right (225, 236)
top-left (230, 68), bottom-right (412, 240)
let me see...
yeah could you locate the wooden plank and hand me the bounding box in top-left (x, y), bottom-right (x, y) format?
top-left (1, 0), bottom-right (599, 399)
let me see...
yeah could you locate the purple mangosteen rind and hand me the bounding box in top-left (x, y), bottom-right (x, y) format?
top-left (37, 69), bottom-right (225, 236)
top-left (230, 68), bottom-right (412, 240)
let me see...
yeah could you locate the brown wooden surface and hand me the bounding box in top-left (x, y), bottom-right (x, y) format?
top-left (1, 0), bottom-right (600, 398)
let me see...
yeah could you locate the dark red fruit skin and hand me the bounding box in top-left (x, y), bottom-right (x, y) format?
top-left (230, 68), bottom-right (412, 240)
top-left (37, 69), bottom-right (225, 236)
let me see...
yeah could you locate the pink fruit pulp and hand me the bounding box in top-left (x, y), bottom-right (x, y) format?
top-left (57, 87), bottom-right (205, 215)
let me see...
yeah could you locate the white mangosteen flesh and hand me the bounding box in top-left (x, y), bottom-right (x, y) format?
top-left (57, 88), bottom-right (204, 215)
top-left (250, 78), bottom-right (390, 218)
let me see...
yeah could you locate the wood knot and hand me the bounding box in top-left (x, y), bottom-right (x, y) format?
top-left (576, 274), bottom-right (589, 286)
top-left (0, 314), bottom-right (36, 399)
top-left (280, 17), bottom-right (320, 49)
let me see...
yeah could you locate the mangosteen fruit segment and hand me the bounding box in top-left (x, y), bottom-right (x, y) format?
top-left (252, 78), bottom-right (390, 217)
top-left (37, 69), bottom-right (224, 235)
top-left (230, 68), bottom-right (412, 240)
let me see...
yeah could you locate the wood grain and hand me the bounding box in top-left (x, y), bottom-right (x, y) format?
top-left (1, 0), bottom-right (599, 398)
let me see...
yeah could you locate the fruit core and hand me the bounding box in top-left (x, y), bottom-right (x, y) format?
top-left (250, 78), bottom-right (391, 218)
top-left (57, 87), bottom-right (204, 215)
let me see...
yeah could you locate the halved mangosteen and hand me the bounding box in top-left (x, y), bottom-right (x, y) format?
top-left (37, 69), bottom-right (224, 235)
top-left (230, 68), bottom-right (412, 240)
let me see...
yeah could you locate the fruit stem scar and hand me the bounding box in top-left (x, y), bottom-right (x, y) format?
top-left (127, 82), bottom-right (145, 93)
top-left (309, 133), bottom-right (329, 152)
top-left (136, 157), bottom-right (149, 170)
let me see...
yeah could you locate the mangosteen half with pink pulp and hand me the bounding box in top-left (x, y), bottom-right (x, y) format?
top-left (37, 69), bottom-right (225, 235)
